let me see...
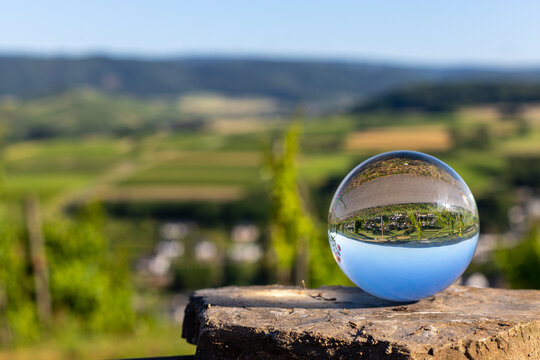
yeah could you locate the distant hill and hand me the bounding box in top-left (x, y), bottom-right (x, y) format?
top-left (353, 82), bottom-right (540, 112)
top-left (2, 55), bottom-right (540, 101)
top-left (0, 89), bottom-right (213, 141)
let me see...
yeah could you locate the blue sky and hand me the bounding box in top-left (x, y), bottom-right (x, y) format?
top-left (1, 1), bottom-right (539, 66)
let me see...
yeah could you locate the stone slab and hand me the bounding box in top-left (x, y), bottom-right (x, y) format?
top-left (182, 285), bottom-right (540, 359)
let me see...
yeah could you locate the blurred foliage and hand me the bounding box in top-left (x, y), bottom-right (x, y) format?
top-left (103, 190), bottom-right (270, 226)
top-left (0, 202), bottom-right (134, 346)
top-left (449, 123), bottom-right (493, 150)
top-left (506, 155), bottom-right (540, 188)
top-left (0, 207), bottom-right (39, 345)
top-left (45, 203), bottom-right (134, 333)
top-left (496, 224), bottom-right (540, 289)
top-left (355, 82), bottom-right (540, 112)
top-left (172, 262), bottom-right (224, 290)
top-left (267, 120), bottom-right (350, 286)
top-left (0, 322), bottom-right (195, 360)
top-left (267, 121), bottom-right (312, 283)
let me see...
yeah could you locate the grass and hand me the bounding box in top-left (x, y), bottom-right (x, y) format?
top-left (299, 153), bottom-right (358, 184)
top-left (303, 115), bottom-right (358, 135)
top-left (0, 323), bottom-right (195, 360)
top-left (498, 128), bottom-right (540, 155)
top-left (2, 137), bottom-right (130, 202)
top-left (4, 137), bottom-right (129, 160)
top-left (120, 165), bottom-right (260, 186)
top-left (141, 132), bottom-right (228, 151)
top-left (99, 185), bottom-right (245, 202)
top-left (439, 150), bottom-right (506, 196)
top-left (4, 155), bottom-right (119, 174)
top-left (2, 173), bottom-right (93, 201)
top-left (145, 151), bottom-right (262, 167)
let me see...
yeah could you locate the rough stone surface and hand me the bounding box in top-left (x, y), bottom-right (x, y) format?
top-left (182, 285), bottom-right (540, 360)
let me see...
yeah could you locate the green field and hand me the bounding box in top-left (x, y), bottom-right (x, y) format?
top-left (2, 92), bottom-right (540, 358)
top-left (3, 100), bottom-right (540, 208)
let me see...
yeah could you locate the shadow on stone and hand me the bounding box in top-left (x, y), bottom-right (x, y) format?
top-left (187, 285), bottom-right (414, 310)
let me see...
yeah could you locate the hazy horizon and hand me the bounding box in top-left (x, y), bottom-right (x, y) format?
top-left (2, 1), bottom-right (540, 68)
top-left (2, 51), bottom-right (540, 70)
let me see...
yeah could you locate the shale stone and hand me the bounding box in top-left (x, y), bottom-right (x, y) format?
top-left (182, 285), bottom-right (540, 359)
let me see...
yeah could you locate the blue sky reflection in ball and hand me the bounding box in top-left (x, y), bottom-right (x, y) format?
top-left (328, 151), bottom-right (479, 302)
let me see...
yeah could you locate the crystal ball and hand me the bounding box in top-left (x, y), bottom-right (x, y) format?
top-left (328, 151), bottom-right (479, 302)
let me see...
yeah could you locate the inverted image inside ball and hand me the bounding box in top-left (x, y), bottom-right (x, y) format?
top-left (328, 150), bottom-right (479, 302)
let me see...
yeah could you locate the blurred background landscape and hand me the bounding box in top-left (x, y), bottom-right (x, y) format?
top-left (1, 1), bottom-right (540, 359)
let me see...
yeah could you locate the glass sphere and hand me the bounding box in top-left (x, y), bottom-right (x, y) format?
top-left (328, 151), bottom-right (479, 302)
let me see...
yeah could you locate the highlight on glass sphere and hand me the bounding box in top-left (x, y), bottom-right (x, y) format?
top-left (328, 151), bottom-right (479, 302)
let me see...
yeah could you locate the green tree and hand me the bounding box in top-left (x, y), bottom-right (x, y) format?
top-left (267, 121), bottom-right (311, 284)
top-left (496, 224), bottom-right (540, 289)
top-left (267, 120), bottom-right (350, 287)
top-left (354, 218), bottom-right (365, 234)
top-left (0, 207), bottom-right (40, 345)
top-left (45, 202), bottom-right (135, 332)
top-left (0, 127), bottom-right (40, 345)
top-left (407, 211), bottom-right (423, 239)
